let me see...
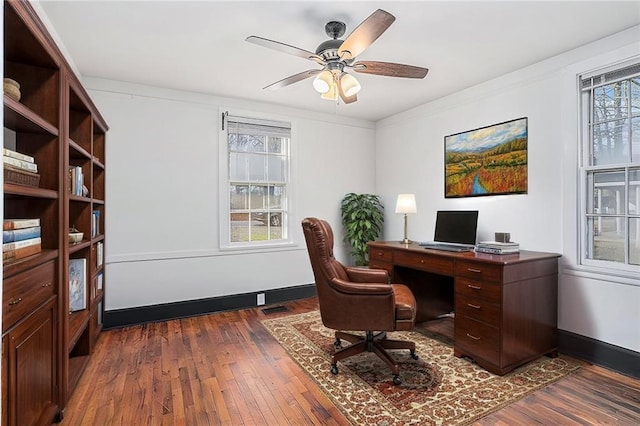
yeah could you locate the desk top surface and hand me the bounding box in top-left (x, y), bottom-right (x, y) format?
top-left (369, 241), bottom-right (561, 265)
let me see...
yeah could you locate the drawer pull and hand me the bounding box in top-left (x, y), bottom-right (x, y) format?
top-left (466, 333), bottom-right (481, 341)
top-left (42, 282), bottom-right (52, 287)
top-left (8, 298), bottom-right (22, 306)
top-left (467, 303), bottom-right (481, 309)
top-left (467, 268), bottom-right (482, 273)
top-left (467, 284), bottom-right (482, 290)
top-left (420, 260), bottom-right (425, 264)
top-left (377, 252), bottom-right (384, 256)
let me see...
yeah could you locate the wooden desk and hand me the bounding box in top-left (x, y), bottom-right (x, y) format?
top-left (368, 241), bottom-right (561, 375)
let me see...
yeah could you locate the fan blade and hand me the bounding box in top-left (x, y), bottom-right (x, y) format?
top-left (337, 75), bottom-right (357, 104)
top-left (263, 69), bottom-right (321, 90)
top-left (246, 36), bottom-right (325, 65)
top-left (352, 61), bottom-right (429, 79)
top-left (338, 9), bottom-right (395, 60)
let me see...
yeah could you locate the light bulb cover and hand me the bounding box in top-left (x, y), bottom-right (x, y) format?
top-left (340, 73), bottom-right (361, 97)
top-left (313, 70), bottom-right (333, 94)
top-left (321, 82), bottom-right (338, 101)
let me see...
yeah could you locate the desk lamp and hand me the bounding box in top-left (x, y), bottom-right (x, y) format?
top-left (395, 194), bottom-right (417, 244)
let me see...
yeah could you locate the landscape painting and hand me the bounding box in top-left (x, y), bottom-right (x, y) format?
top-left (445, 117), bottom-right (528, 198)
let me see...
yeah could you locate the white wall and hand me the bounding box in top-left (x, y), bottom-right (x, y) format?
top-left (85, 78), bottom-right (376, 310)
top-left (375, 27), bottom-right (640, 352)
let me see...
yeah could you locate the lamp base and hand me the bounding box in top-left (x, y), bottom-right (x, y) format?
top-left (400, 238), bottom-right (412, 244)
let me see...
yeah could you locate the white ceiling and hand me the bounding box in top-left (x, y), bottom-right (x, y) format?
top-left (38, 1), bottom-right (640, 122)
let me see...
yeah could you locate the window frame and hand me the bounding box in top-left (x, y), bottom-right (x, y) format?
top-left (578, 61), bottom-right (640, 274)
top-left (218, 108), bottom-right (295, 250)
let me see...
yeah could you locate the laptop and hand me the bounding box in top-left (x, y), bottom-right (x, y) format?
top-left (420, 210), bottom-right (479, 252)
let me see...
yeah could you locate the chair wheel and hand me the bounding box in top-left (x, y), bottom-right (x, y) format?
top-left (331, 364), bottom-right (339, 375)
top-left (334, 339), bottom-right (342, 348)
top-left (410, 350), bottom-right (419, 360)
top-left (392, 375), bottom-right (401, 385)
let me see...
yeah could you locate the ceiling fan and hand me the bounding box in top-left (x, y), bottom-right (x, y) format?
top-left (246, 9), bottom-right (429, 104)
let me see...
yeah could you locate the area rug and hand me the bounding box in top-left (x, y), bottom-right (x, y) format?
top-left (262, 310), bottom-right (580, 425)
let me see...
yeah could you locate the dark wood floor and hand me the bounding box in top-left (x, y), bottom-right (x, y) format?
top-left (61, 298), bottom-right (640, 425)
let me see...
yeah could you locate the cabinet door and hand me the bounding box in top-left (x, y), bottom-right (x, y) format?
top-left (3, 298), bottom-right (58, 426)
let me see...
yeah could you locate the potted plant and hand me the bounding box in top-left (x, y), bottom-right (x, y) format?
top-left (340, 193), bottom-right (384, 266)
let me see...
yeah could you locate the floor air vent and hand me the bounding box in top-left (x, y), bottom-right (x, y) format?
top-left (261, 305), bottom-right (288, 315)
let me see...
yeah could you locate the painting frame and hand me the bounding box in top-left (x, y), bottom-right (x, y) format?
top-left (444, 117), bottom-right (528, 198)
top-left (69, 258), bottom-right (87, 312)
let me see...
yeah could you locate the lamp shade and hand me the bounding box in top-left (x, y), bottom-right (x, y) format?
top-left (313, 70), bottom-right (333, 94)
top-left (340, 73), bottom-right (361, 97)
top-left (320, 81), bottom-right (338, 100)
top-left (395, 194), bottom-right (417, 214)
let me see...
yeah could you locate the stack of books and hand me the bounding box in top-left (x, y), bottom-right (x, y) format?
top-left (475, 240), bottom-right (520, 255)
top-left (3, 218), bottom-right (42, 262)
top-left (68, 165), bottom-right (84, 196)
top-left (3, 147), bottom-right (40, 187)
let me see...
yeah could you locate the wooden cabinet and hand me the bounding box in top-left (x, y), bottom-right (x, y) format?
top-left (368, 242), bottom-right (560, 375)
top-left (3, 0), bottom-right (108, 422)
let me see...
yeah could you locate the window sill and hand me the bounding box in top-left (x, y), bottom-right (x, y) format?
top-left (561, 263), bottom-right (640, 287)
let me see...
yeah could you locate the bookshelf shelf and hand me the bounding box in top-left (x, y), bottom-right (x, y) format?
top-left (3, 1), bottom-right (108, 422)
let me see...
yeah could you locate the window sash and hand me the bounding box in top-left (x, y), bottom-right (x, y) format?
top-left (223, 113), bottom-right (291, 246)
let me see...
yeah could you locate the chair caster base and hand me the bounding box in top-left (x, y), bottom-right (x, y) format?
top-left (410, 350), bottom-right (419, 360)
top-left (331, 364), bottom-right (339, 375)
top-left (392, 375), bottom-right (401, 385)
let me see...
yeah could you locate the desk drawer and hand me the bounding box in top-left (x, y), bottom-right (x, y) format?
top-left (369, 247), bottom-right (393, 263)
top-left (455, 278), bottom-right (501, 303)
top-left (455, 261), bottom-right (502, 283)
top-left (456, 294), bottom-right (500, 326)
top-left (455, 317), bottom-right (500, 365)
top-left (394, 250), bottom-right (454, 276)
top-left (3, 260), bottom-right (56, 331)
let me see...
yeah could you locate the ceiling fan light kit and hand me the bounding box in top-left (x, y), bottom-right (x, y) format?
top-left (246, 9), bottom-right (428, 105)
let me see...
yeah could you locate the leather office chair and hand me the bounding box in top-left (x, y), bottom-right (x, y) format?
top-left (301, 217), bottom-right (418, 385)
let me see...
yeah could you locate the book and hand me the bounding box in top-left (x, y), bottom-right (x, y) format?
top-left (92, 211), bottom-right (101, 237)
top-left (3, 226), bottom-right (41, 243)
top-left (478, 240), bottom-right (520, 248)
top-left (3, 147), bottom-right (35, 163)
top-left (68, 166), bottom-right (84, 196)
top-left (69, 258), bottom-right (87, 312)
top-left (475, 246), bottom-right (520, 255)
top-left (2, 242), bottom-right (41, 262)
top-left (3, 155), bottom-right (38, 172)
top-left (2, 237), bottom-right (42, 252)
top-left (3, 218), bottom-right (41, 230)
top-left (96, 242), bottom-right (104, 268)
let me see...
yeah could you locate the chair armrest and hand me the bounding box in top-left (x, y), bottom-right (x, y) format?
top-left (346, 267), bottom-right (389, 283)
top-left (331, 277), bottom-right (392, 295)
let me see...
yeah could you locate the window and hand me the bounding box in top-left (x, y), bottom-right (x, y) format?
top-left (580, 62), bottom-right (640, 272)
top-left (221, 112), bottom-right (291, 247)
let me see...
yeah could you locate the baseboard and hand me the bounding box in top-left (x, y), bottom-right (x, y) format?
top-left (103, 284), bottom-right (317, 329)
top-left (559, 329), bottom-right (640, 379)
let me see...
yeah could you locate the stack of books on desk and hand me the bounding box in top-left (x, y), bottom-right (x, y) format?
top-left (475, 241), bottom-right (520, 255)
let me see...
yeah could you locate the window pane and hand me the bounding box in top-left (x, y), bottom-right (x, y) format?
top-left (631, 217), bottom-right (639, 265)
top-left (229, 133), bottom-right (265, 152)
top-left (587, 170), bottom-right (625, 214)
top-left (248, 154), bottom-right (266, 181)
top-left (269, 213), bottom-right (284, 239)
top-left (588, 217), bottom-right (625, 262)
top-left (250, 185), bottom-right (267, 210)
top-left (593, 81), bottom-right (628, 123)
top-left (267, 155), bottom-right (286, 182)
top-left (269, 185), bottom-right (284, 209)
top-left (630, 168), bottom-right (640, 215)
top-left (229, 152), bottom-right (248, 181)
top-left (632, 116), bottom-right (640, 163)
top-left (268, 137), bottom-right (283, 154)
top-left (593, 119), bottom-right (629, 165)
top-left (230, 212), bottom-right (249, 243)
top-left (229, 185), bottom-right (248, 210)
top-left (631, 78), bottom-right (640, 115)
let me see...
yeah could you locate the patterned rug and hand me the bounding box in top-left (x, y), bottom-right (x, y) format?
top-left (262, 310), bottom-right (580, 425)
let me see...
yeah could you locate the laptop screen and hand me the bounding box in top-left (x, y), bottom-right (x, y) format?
top-left (433, 210), bottom-right (479, 245)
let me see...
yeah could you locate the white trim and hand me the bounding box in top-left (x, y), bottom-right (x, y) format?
top-left (218, 107), bottom-right (295, 250)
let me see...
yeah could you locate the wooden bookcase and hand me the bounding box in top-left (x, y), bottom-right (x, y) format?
top-left (2, 0), bottom-right (108, 422)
